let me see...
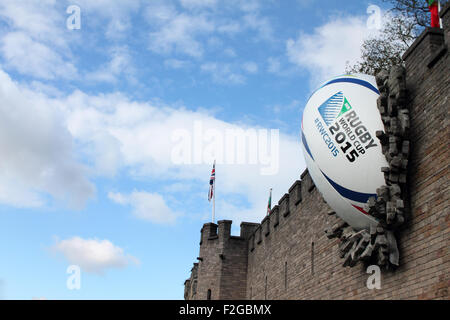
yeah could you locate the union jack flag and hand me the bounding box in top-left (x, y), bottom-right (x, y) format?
top-left (208, 162), bottom-right (215, 202)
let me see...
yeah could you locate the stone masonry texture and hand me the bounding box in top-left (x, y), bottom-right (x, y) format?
top-left (184, 4), bottom-right (450, 300)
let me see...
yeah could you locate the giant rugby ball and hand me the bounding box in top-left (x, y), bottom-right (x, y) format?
top-left (301, 74), bottom-right (388, 231)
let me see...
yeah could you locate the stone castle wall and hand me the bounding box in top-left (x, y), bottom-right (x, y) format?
top-left (184, 4), bottom-right (449, 300)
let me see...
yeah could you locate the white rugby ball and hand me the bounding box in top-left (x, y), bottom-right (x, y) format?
top-left (301, 74), bottom-right (388, 230)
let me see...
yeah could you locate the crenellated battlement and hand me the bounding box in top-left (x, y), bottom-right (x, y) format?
top-left (199, 220), bottom-right (260, 247)
top-left (248, 169), bottom-right (318, 252)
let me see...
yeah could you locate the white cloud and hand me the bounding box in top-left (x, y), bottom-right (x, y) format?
top-left (233, 0), bottom-right (261, 13)
top-left (150, 14), bottom-right (214, 57)
top-left (242, 61), bottom-right (258, 74)
top-left (200, 62), bottom-right (245, 84)
top-left (0, 0), bottom-right (143, 80)
top-left (217, 22), bottom-right (241, 34)
top-left (0, 60), bottom-right (305, 223)
top-left (146, 2), bottom-right (215, 58)
top-left (51, 237), bottom-right (139, 274)
top-left (223, 48), bottom-right (237, 57)
top-left (218, 0), bottom-right (274, 42)
top-left (0, 1), bottom-right (77, 80)
top-left (73, 0), bottom-right (141, 15)
top-left (1, 32), bottom-right (77, 80)
top-left (286, 15), bottom-right (378, 86)
top-left (0, 68), bottom-right (95, 208)
top-left (108, 191), bottom-right (178, 224)
top-left (144, 0), bottom-right (275, 58)
top-left (0, 178), bottom-right (44, 208)
top-left (107, 191), bottom-right (128, 205)
top-left (0, 0), bottom-right (67, 47)
top-left (164, 58), bottom-right (190, 69)
top-left (27, 80), bottom-right (64, 98)
top-left (242, 12), bottom-right (273, 41)
top-left (70, 0), bottom-right (141, 39)
top-left (85, 47), bottom-right (135, 83)
top-left (66, 90), bottom-right (304, 223)
top-left (60, 87), bottom-right (304, 223)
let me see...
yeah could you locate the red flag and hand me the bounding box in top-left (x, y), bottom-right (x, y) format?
top-left (428, 0), bottom-right (440, 28)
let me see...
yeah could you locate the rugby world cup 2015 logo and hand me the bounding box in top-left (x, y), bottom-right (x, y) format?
top-left (318, 91), bottom-right (352, 126)
top-left (309, 90), bottom-right (378, 164)
top-left (302, 91), bottom-right (357, 161)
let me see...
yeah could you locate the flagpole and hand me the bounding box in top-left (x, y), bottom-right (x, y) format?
top-left (212, 160), bottom-right (215, 223)
top-left (212, 181), bottom-right (215, 223)
top-left (439, 1), bottom-right (442, 28)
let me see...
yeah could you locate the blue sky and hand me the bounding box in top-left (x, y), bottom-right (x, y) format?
top-left (0, 0), bottom-right (389, 299)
